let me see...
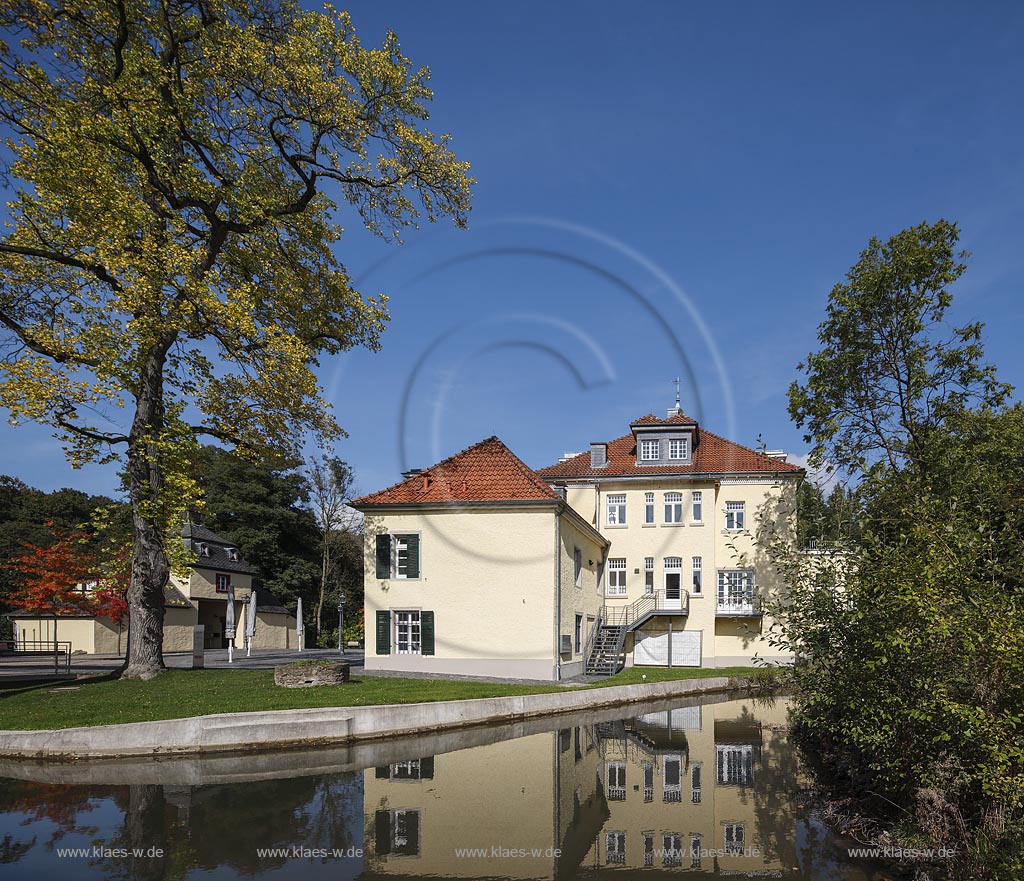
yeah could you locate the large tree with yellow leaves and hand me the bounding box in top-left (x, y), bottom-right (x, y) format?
top-left (0, 0), bottom-right (473, 678)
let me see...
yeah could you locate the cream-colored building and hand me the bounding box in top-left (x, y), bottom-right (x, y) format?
top-left (538, 403), bottom-right (803, 672)
top-left (356, 438), bottom-right (609, 680)
top-left (12, 524), bottom-right (297, 655)
top-left (355, 402), bottom-right (803, 681)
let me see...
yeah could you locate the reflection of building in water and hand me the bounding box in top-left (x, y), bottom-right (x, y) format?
top-left (363, 728), bottom-right (605, 880)
top-left (362, 698), bottom-right (799, 880)
top-left (585, 699), bottom-right (795, 876)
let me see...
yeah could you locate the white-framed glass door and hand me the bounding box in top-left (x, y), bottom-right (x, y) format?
top-left (395, 611), bottom-right (421, 654)
top-left (664, 560), bottom-right (683, 610)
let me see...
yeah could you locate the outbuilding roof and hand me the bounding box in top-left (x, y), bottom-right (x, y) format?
top-left (352, 436), bottom-right (561, 507)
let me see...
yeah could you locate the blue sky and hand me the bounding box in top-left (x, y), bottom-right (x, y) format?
top-left (3, 1), bottom-right (1023, 498)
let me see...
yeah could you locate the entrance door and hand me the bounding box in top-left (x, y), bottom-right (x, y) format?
top-left (664, 572), bottom-right (682, 610)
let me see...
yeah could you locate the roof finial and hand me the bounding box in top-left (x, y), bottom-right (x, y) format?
top-left (667, 378), bottom-right (682, 418)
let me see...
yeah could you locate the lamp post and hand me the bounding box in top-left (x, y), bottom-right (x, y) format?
top-left (337, 594), bottom-right (346, 656)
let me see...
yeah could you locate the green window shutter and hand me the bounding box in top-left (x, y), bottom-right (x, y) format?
top-left (374, 810), bottom-right (391, 855)
top-left (375, 610), bottom-right (391, 655)
top-left (405, 534), bottom-right (420, 578)
top-left (375, 534), bottom-right (391, 578)
top-left (421, 610), bottom-right (435, 655)
top-left (419, 756), bottom-right (434, 779)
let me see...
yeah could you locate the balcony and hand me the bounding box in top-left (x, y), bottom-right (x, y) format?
top-left (601, 589), bottom-right (690, 630)
top-left (715, 593), bottom-right (762, 617)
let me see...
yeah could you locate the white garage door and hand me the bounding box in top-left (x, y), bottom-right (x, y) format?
top-left (634, 630), bottom-right (702, 667)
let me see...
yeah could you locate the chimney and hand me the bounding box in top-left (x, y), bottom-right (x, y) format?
top-left (590, 442), bottom-right (608, 469)
top-left (764, 450), bottom-right (788, 462)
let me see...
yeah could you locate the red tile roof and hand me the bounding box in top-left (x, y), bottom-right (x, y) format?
top-left (353, 436), bottom-right (561, 506)
top-left (630, 411), bottom-right (699, 426)
top-left (536, 415), bottom-right (804, 479)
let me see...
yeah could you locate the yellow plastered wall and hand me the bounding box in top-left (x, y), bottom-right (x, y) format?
top-left (362, 507), bottom-right (560, 679)
top-left (12, 617), bottom-right (95, 653)
top-left (561, 477), bottom-right (798, 667)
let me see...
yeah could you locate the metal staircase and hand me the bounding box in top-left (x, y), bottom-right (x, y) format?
top-left (585, 621), bottom-right (628, 676)
top-left (583, 588), bottom-right (691, 677)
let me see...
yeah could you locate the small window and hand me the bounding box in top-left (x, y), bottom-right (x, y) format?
top-left (607, 558), bottom-right (627, 596)
top-left (643, 831), bottom-right (654, 866)
top-left (573, 547), bottom-right (582, 587)
top-left (690, 834), bottom-right (702, 868)
top-left (574, 614), bottom-right (583, 653)
top-left (664, 492), bottom-right (683, 524)
top-left (725, 501), bottom-right (745, 530)
top-left (644, 492), bottom-right (654, 524)
top-left (723, 822), bottom-right (745, 855)
top-left (606, 493), bottom-right (626, 526)
top-left (226, 547), bottom-right (239, 562)
top-left (607, 762), bottom-right (626, 798)
top-left (393, 534), bottom-right (420, 579)
top-left (198, 543), bottom-right (209, 557)
top-left (605, 831), bottom-right (626, 864)
top-left (395, 610), bottom-right (422, 655)
top-left (662, 833), bottom-right (682, 868)
top-left (215, 573), bottom-right (230, 593)
top-left (639, 439), bottom-right (660, 461)
top-left (691, 490), bottom-right (703, 522)
top-left (668, 438), bottom-right (689, 460)
top-left (644, 557), bottom-right (654, 594)
top-left (692, 556), bottom-right (703, 595)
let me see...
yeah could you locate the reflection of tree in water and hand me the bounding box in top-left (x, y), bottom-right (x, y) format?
top-left (97, 772), bottom-right (361, 880)
top-left (0, 771), bottom-right (362, 880)
top-left (749, 697), bottom-right (801, 870)
top-left (0, 778), bottom-right (101, 852)
top-left (1, 832), bottom-right (36, 865)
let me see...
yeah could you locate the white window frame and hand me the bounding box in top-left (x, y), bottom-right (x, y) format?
top-left (606, 493), bottom-right (627, 527)
top-left (639, 439), bottom-right (660, 461)
top-left (691, 490), bottom-right (703, 522)
top-left (394, 610), bottom-right (422, 655)
top-left (644, 557), bottom-right (654, 594)
top-left (692, 556), bottom-right (703, 595)
top-left (717, 569), bottom-right (756, 611)
top-left (607, 558), bottom-right (627, 597)
top-left (691, 762), bottom-right (702, 804)
top-left (644, 491), bottom-right (654, 524)
top-left (662, 833), bottom-right (682, 868)
top-left (393, 533), bottom-right (417, 579)
top-left (573, 547), bottom-right (582, 588)
top-left (717, 745), bottom-right (755, 786)
top-left (724, 501), bottom-right (745, 530)
top-left (690, 834), bottom-right (702, 868)
top-left (390, 808), bottom-right (421, 857)
top-left (664, 492), bottom-right (683, 524)
top-left (723, 822), bottom-right (745, 855)
top-left (574, 613), bottom-right (583, 654)
top-left (668, 437), bottom-right (689, 460)
top-left (605, 830), bottom-right (626, 864)
top-left (215, 573), bottom-right (230, 593)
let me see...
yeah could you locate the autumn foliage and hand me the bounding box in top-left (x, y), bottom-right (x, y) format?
top-left (8, 522), bottom-right (128, 623)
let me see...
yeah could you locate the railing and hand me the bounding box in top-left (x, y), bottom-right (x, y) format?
top-left (600, 589), bottom-right (690, 629)
top-left (715, 593), bottom-right (762, 616)
top-left (9, 639), bottom-right (72, 674)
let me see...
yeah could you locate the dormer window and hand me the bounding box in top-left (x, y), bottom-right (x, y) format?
top-left (639, 439), bottom-right (660, 461)
top-left (226, 547), bottom-right (239, 562)
top-left (668, 438), bottom-right (689, 460)
top-left (198, 542), bottom-right (210, 557)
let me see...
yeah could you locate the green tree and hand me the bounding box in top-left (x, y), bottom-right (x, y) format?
top-left (788, 219), bottom-right (1010, 476)
top-left (772, 221), bottom-right (1024, 879)
top-left (0, 0), bottom-right (473, 678)
top-left (192, 445), bottom-right (321, 610)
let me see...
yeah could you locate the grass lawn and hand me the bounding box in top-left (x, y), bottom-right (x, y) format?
top-left (0, 666), bottom-right (761, 731)
top-left (594, 665), bottom-right (770, 686)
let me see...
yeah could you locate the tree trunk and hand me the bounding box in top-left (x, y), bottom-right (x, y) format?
top-left (315, 538), bottom-right (329, 643)
top-left (121, 339), bottom-right (174, 680)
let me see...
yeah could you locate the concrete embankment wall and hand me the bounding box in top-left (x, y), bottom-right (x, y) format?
top-left (0, 676), bottom-right (746, 760)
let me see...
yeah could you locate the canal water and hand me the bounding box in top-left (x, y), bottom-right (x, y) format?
top-left (0, 694), bottom-right (882, 880)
